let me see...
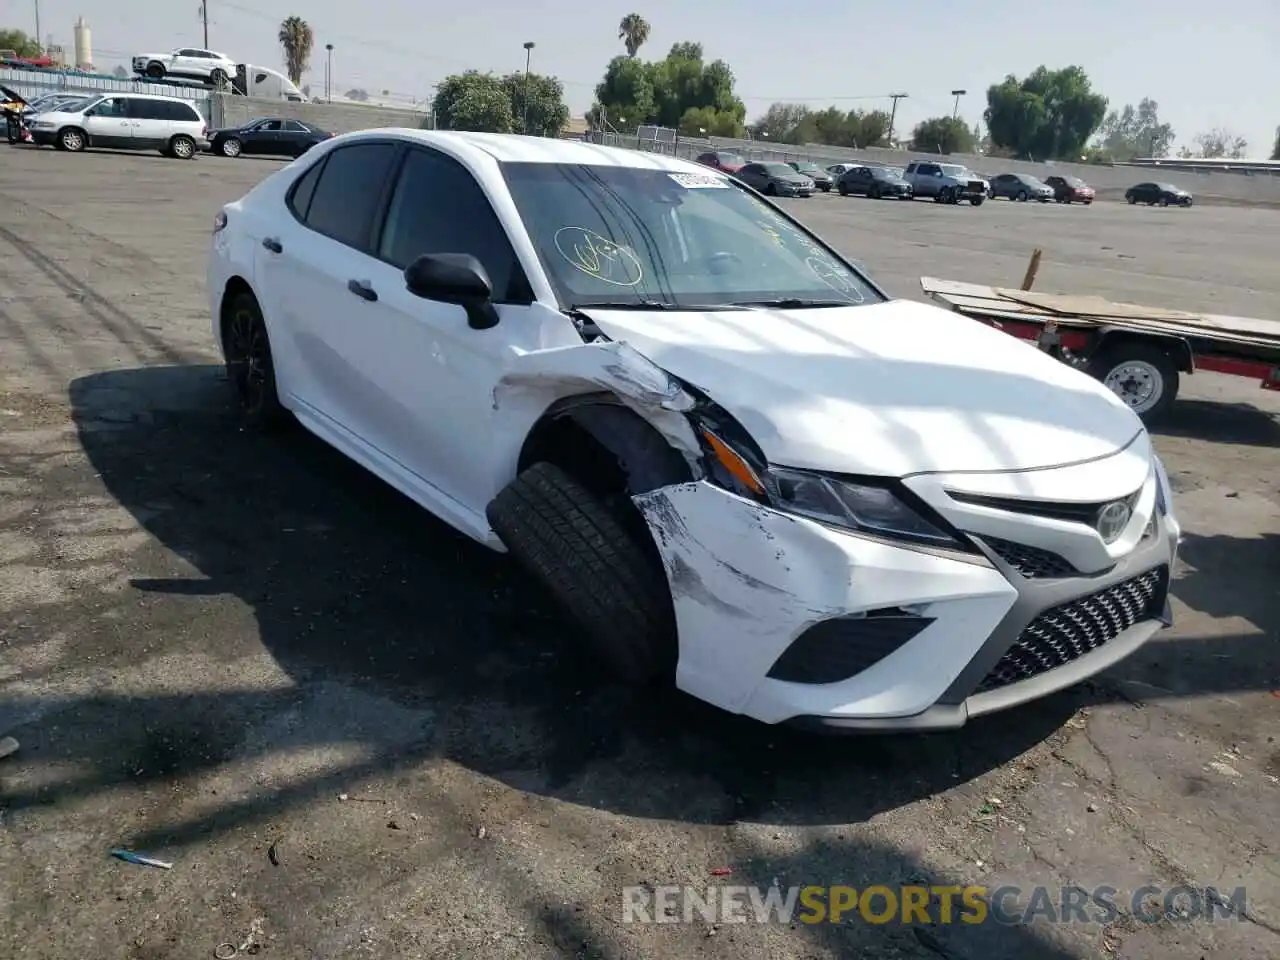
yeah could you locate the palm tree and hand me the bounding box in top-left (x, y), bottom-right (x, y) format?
top-left (617, 14), bottom-right (650, 58)
top-left (278, 16), bottom-right (314, 87)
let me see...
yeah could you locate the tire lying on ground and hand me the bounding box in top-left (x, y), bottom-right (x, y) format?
top-left (487, 461), bottom-right (678, 684)
top-left (1086, 342), bottom-right (1180, 424)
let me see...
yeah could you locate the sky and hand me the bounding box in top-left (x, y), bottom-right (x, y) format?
top-left (7, 0), bottom-right (1277, 155)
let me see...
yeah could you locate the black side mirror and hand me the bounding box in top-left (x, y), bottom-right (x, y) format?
top-left (403, 253), bottom-right (499, 330)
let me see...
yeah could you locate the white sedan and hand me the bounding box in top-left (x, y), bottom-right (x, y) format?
top-left (207, 129), bottom-right (1180, 731)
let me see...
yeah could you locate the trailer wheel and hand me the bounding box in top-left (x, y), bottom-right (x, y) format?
top-left (1087, 343), bottom-right (1180, 423)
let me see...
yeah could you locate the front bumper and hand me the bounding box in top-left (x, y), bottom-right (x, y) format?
top-left (29, 129), bottom-right (55, 146)
top-left (633, 462), bottom-right (1177, 731)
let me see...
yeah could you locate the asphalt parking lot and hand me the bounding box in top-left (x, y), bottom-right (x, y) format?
top-left (1, 147), bottom-right (1278, 960)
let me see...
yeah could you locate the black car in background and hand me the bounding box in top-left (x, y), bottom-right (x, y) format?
top-left (208, 117), bottom-right (332, 158)
top-left (786, 160), bottom-right (833, 192)
top-left (836, 165), bottom-right (913, 199)
top-left (1125, 181), bottom-right (1193, 207)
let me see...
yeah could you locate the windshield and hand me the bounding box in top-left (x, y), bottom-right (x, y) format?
top-left (717, 153), bottom-right (745, 166)
top-left (875, 167), bottom-right (903, 179)
top-left (1156, 183), bottom-right (1179, 191)
top-left (55, 95), bottom-right (99, 113)
top-left (501, 162), bottom-right (881, 310)
top-left (793, 163), bottom-right (820, 173)
top-left (761, 162), bottom-right (798, 177)
top-left (939, 164), bottom-right (970, 177)
top-left (1064, 176), bottom-right (1085, 186)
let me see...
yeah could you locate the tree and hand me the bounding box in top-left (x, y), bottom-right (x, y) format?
top-left (433, 71), bottom-right (514, 133)
top-left (590, 42), bottom-right (744, 136)
top-left (984, 66), bottom-right (1107, 160)
top-left (910, 116), bottom-right (975, 154)
top-left (0, 29), bottom-right (41, 57)
top-left (1093, 98), bottom-right (1175, 160)
top-left (1272, 126), bottom-right (1280, 161)
top-left (277, 16), bottom-right (313, 87)
top-left (502, 72), bottom-right (570, 136)
top-left (1193, 128), bottom-right (1248, 159)
top-left (112, 65), bottom-right (128, 78)
top-left (748, 103), bottom-right (888, 147)
top-left (345, 88), bottom-right (369, 101)
top-left (617, 14), bottom-right (650, 58)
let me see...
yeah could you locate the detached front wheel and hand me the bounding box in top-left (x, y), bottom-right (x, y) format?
top-left (487, 461), bottom-right (677, 684)
top-left (1087, 343), bottom-right (1180, 424)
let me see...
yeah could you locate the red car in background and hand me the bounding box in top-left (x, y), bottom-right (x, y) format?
top-left (695, 150), bottom-right (746, 174)
top-left (1045, 175), bottom-right (1096, 204)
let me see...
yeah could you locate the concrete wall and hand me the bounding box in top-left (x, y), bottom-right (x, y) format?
top-left (210, 93), bottom-right (426, 135)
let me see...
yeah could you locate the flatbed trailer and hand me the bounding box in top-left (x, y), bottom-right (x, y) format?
top-left (920, 276), bottom-right (1280, 424)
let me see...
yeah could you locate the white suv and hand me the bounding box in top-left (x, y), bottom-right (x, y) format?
top-left (132, 47), bottom-right (237, 86)
top-left (207, 130), bottom-right (1180, 732)
top-left (29, 93), bottom-right (208, 158)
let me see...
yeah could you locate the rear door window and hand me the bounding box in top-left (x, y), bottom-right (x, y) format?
top-left (299, 142), bottom-right (399, 251)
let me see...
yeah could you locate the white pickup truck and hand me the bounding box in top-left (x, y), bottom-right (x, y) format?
top-left (902, 160), bottom-right (988, 205)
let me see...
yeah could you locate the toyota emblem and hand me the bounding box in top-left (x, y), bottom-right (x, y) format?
top-left (1096, 501), bottom-right (1131, 544)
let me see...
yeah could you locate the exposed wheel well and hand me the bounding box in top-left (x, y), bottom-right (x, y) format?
top-left (516, 396), bottom-right (693, 502)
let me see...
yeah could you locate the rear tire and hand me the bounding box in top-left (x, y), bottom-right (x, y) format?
top-left (487, 461), bottom-right (677, 684)
top-left (222, 291), bottom-right (287, 429)
top-left (1087, 342), bottom-right (1180, 424)
top-left (169, 134), bottom-right (196, 159)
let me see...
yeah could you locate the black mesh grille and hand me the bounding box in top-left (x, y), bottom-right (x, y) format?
top-left (984, 536), bottom-right (1077, 579)
top-left (767, 610), bottom-right (932, 684)
top-left (975, 566), bottom-right (1168, 694)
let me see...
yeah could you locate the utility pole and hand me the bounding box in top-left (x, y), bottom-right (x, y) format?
top-left (34, 0), bottom-right (41, 52)
top-left (199, 1), bottom-right (209, 48)
top-left (325, 43), bottom-right (334, 103)
top-left (887, 93), bottom-right (908, 147)
top-left (951, 89), bottom-right (966, 120)
top-left (522, 41), bottom-right (535, 135)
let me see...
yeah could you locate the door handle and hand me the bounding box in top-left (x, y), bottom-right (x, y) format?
top-left (347, 279), bottom-right (377, 302)
top-left (261, 238), bottom-right (282, 253)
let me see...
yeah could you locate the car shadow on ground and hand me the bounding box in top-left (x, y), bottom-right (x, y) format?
top-left (1154, 397), bottom-right (1280, 447)
top-left (51, 363), bottom-right (1090, 835)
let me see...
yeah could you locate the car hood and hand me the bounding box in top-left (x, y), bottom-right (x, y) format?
top-left (581, 299), bottom-right (1144, 477)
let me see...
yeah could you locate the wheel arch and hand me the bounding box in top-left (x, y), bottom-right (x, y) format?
top-left (218, 275), bottom-right (257, 350)
top-left (1093, 327), bottom-right (1195, 373)
top-left (514, 394), bottom-right (695, 501)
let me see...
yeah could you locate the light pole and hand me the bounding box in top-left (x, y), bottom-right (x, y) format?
top-left (325, 44), bottom-right (334, 103)
top-left (522, 41), bottom-right (535, 134)
top-left (887, 93), bottom-right (908, 146)
top-left (951, 89), bottom-right (966, 120)
top-left (33, 0), bottom-right (41, 52)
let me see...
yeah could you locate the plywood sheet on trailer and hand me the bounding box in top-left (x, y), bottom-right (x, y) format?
top-left (918, 277), bottom-right (1280, 345)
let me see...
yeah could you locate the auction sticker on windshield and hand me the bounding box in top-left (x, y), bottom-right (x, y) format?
top-left (668, 172), bottom-right (729, 189)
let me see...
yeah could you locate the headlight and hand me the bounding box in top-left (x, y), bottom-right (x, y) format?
top-left (697, 426), bottom-right (963, 547)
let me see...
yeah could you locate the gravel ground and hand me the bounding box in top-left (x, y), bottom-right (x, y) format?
top-left (1, 147), bottom-right (1278, 960)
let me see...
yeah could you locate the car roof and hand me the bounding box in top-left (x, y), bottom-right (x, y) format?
top-left (333, 128), bottom-right (716, 173)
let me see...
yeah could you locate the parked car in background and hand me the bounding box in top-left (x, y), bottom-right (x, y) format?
top-left (989, 173), bottom-right (1054, 202)
top-left (695, 150), bottom-right (747, 174)
top-left (826, 162), bottom-right (859, 179)
top-left (28, 93), bottom-right (207, 158)
top-left (902, 161), bottom-right (987, 205)
top-left (132, 47), bottom-right (237, 85)
top-left (1044, 175), bottom-right (1095, 204)
top-left (210, 117), bottom-right (332, 158)
top-left (786, 160), bottom-right (832, 192)
top-left (836, 165), bottom-right (913, 199)
top-left (1125, 182), bottom-right (1192, 207)
top-left (735, 161), bottom-right (814, 197)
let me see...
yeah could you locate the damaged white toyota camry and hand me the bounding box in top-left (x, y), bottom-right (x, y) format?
top-left (208, 129), bottom-right (1181, 731)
